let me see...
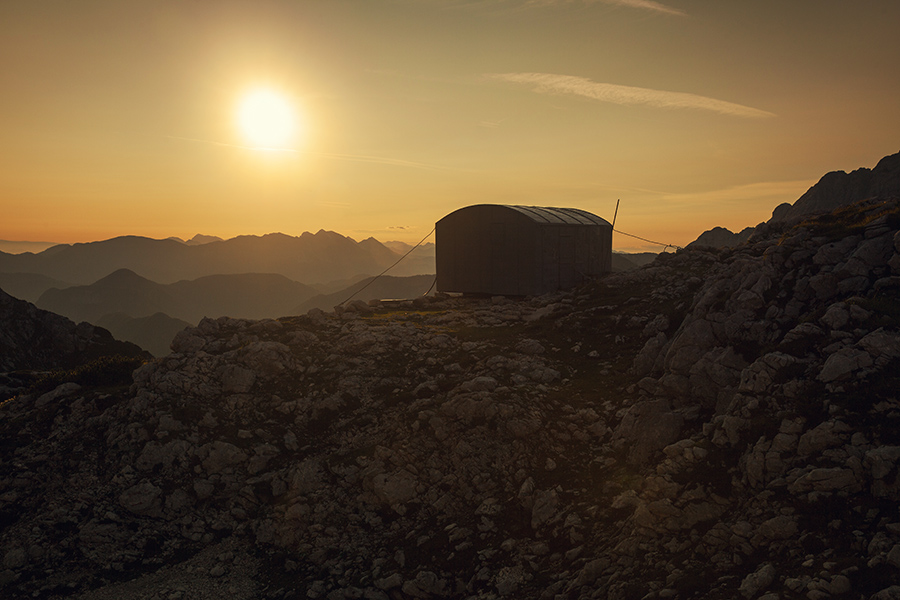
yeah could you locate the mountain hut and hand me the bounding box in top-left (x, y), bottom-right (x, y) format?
top-left (435, 204), bottom-right (612, 296)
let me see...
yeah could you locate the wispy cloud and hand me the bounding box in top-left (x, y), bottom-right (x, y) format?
top-left (478, 118), bottom-right (507, 128)
top-left (420, 0), bottom-right (685, 16)
top-left (600, 0), bottom-right (684, 16)
top-left (525, 0), bottom-right (685, 16)
top-left (490, 72), bottom-right (775, 119)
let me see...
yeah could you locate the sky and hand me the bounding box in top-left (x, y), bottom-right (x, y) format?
top-left (1, 0), bottom-right (899, 252)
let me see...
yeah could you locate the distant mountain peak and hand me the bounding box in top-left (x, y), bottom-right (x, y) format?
top-left (687, 226), bottom-right (755, 249)
top-left (0, 227), bottom-right (436, 287)
top-left (185, 234), bottom-right (223, 245)
top-left (358, 237), bottom-right (386, 247)
top-left (100, 267), bottom-right (141, 279)
top-left (94, 268), bottom-right (154, 287)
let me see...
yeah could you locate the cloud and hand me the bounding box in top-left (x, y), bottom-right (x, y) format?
top-left (525, 0), bottom-right (685, 16)
top-left (420, 0), bottom-right (685, 16)
top-left (490, 72), bottom-right (775, 119)
top-left (599, 0), bottom-right (684, 16)
top-left (478, 118), bottom-right (506, 128)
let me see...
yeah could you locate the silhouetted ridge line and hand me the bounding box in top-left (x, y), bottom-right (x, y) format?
top-left (338, 227), bottom-right (436, 306)
top-left (614, 228), bottom-right (683, 250)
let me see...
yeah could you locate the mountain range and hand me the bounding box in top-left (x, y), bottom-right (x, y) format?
top-left (32, 269), bottom-right (450, 355)
top-left (0, 230), bottom-right (435, 286)
top-left (0, 239), bottom-right (58, 255)
top-left (37, 269), bottom-right (318, 325)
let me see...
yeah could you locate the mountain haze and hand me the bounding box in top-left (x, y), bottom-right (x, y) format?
top-left (0, 240), bottom-right (59, 255)
top-left (0, 231), bottom-right (435, 286)
top-left (37, 270), bottom-right (318, 325)
top-left (612, 251), bottom-right (659, 271)
top-left (95, 312), bottom-right (193, 358)
top-left (0, 272), bottom-right (74, 303)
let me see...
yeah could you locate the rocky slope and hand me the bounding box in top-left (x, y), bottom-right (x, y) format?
top-left (772, 152), bottom-right (900, 224)
top-left (690, 151), bottom-right (900, 250)
top-left (0, 287), bottom-right (147, 375)
top-left (1, 198), bottom-right (900, 600)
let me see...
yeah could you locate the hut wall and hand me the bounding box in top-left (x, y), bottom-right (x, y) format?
top-left (436, 205), bottom-right (539, 296)
top-left (436, 204), bottom-right (612, 296)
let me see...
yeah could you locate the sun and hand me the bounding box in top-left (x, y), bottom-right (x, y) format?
top-left (236, 88), bottom-right (297, 149)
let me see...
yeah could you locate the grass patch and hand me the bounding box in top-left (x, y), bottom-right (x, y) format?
top-left (793, 198), bottom-right (900, 241)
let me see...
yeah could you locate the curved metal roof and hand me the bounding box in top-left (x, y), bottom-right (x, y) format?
top-left (505, 205), bottom-right (611, 226)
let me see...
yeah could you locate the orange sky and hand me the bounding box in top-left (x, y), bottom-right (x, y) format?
top-left (2, 0), bottom-right (899, 252)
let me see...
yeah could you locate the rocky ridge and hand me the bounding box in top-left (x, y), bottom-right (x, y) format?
top-left (1, 198), bottom-right (899, 599)
top-left (772, 153), bottom-right (900, 224)
top-left (0, 287), bottom-right (146, 375)
top-left (690, 151), bottom-right (900, 250)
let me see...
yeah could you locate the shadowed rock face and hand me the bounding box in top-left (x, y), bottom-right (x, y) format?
top-left (1, 198), bottom-right (900, 600)
top-left (689, 151), bottom-right (900, 250)
top-left (0, 287), bottom-right (147, 373)
top-left (774, 152), bottom-right (900, 223)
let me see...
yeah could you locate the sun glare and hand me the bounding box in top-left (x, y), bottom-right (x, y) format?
top-left (236, 88), bottom-right (297, 149)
